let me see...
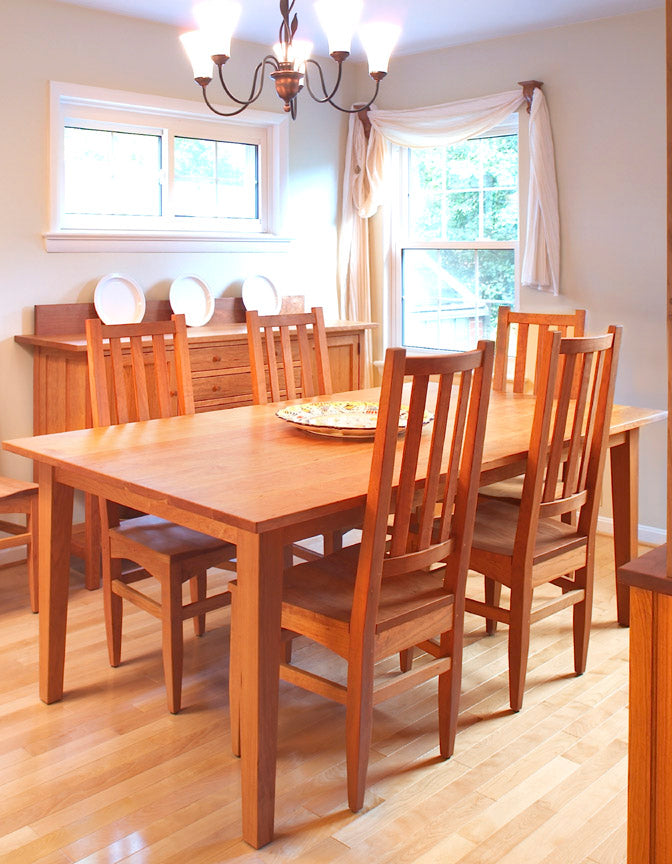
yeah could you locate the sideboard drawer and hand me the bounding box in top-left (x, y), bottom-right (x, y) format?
top-left (188, 342), bottom-right (248, 372)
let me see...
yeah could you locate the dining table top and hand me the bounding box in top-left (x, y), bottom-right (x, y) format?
top-left (4, 387), bottom-right (665, 540)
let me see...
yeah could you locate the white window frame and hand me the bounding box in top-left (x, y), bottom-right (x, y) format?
top-left (388, 116), bottom-right (520, 353)
top-left (45, 81), bottom-right (290, 253)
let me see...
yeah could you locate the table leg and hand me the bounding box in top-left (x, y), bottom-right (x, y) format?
top-left (38, 463), bottom-right (74, 704)
top-left (610, 428), bottom-right (639, 627)
top-left (236, 529), bottom-right (284, 849)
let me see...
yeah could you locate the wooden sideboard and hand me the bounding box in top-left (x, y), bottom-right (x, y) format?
top-left (15, 299), bottom-right (375, 586)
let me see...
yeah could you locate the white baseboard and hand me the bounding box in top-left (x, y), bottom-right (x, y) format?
top-left (597, 515), bottom-right (666, 547)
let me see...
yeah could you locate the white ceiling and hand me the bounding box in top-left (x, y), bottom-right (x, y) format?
top-left (49, 0), bottom-right (661, 58)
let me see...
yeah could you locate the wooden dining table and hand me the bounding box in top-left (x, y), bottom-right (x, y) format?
top-left (2, 386), bottom-right (665, 848)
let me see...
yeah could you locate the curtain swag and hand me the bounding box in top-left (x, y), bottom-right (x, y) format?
top-left (338, 87), bottom-right (560, 334)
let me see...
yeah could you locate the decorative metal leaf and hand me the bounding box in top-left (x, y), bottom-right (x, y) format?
top-left (280, 0), bottom-right (289, 18)
top-left (291, 13), bottom-right (298, 37)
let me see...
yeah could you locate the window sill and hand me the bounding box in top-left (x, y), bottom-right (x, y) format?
top-left (43, 230), bottom-right (292, 253)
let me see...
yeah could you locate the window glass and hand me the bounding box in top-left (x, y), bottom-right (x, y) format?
top-left (402, 248), bottom-right (515, 351)
top-left (173, 136), bottom-right (258, 220)
top-left (400, 129), bottom-right (518, 351)
top-left (64, 126), bottom-right (162, 217)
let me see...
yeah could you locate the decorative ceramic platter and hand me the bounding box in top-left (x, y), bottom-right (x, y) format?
top-left (169, 275), bottom-right (215, 327)
top-left (94, 273), bottom-right (146, 325)
top-left (276, 400), bottom-right (433, 439)
top-left (242, 274), bottom-right (281, 316)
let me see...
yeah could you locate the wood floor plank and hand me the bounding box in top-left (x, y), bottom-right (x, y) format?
top-left (0, 536), bottom-right (636, 863)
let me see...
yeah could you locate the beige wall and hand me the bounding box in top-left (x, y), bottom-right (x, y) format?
top-left (360, 9), bottom-right (667, 535)
top-left (0, 0), bottom-right (350, 475)
top-left (0, 2), bottom-right (666, 535)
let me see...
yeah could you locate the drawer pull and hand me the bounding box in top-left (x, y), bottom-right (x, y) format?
top-left (212, 355), bottom-right (221, 363)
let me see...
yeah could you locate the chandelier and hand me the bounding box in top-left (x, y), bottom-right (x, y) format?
top-left (180, 0), bottom-right (400, 120)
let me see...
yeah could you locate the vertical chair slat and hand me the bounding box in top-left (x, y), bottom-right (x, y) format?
top-left (514, 323), bottom-right (529, 393)
top-left (438, 370), bottom-right (471, 545)
top-left (296, 324), bottom-right (314, 397)
top-left (129, 334), bottom-right (150, 420)
top-left (390, 374), bottom-right (428, 557)
top-left (152, 334), bottom-right (172, 418)
top-left (264, 327), bottom-right (281, 402)
top-left (279, 327), bottom-right (296, 399)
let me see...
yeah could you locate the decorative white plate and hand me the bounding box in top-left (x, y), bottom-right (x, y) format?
top-left (94, 273), bottom-right (146, 325)
top-left (169, 275), bottom-right (215, 327)
top-left (276, 401), bottom-right (434, 439)
top-left (242, 275), bottom-right (281, 316)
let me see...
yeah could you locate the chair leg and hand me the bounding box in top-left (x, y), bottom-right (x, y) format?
top-left (345, 656), bottom-right (375, 812)
top-left (323, 530), bottom-right (343, 556)
top-left (573, 564), bottom-right (594, 675)
top-left (190, 571), bottom-right (207, 636)
top-left (507, 585), bottom-right (532, 712)
top-left (399, 647), bottom-right (414, 672)
top-left (484, 578), bottom-right (502, 635)
top-left (162, 567), bottom-right (184, 714)
top-left (27, 495), bottom-right (39, 614)
top-left (437, 629), bottom-right (460, 758)
top-left (229, 590), bottom-right (241, 757)
top-left (104, 560), bottom-right (124, 667)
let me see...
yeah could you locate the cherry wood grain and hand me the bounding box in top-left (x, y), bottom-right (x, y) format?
top-left (466, 327), bottom-right (621, 711)
top-left (2, 384), bottom-right (665, 848)
top-left (493, 306), bottom-right (586, 394)
top-left (230, 342), bottom-right (493, 813)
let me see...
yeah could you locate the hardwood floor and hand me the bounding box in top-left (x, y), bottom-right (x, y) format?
top-left (0, 534), bottom-right (641, 863)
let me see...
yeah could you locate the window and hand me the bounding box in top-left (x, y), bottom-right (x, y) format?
top-left (394, 118), bottom-right (519, 351)
top-left (47, 82), bottom-right (288, 252)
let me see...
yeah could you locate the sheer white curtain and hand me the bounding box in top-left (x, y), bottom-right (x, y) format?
top-left (337, 87), bottom-right (559, 372)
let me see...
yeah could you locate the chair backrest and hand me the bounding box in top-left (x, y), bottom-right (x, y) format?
top-left (246, 306), bottom-right (332, 404)
top-left (493, 306), bottom-right (586, 393)
top-left (351, 341), bottom-right (494, 652)
top-left (514, 325), bottom-right (622, 559)
top-left (85, 314), bottom-right (194, 427)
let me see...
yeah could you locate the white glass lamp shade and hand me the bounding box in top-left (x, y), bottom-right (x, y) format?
top-left (359, 22), bottom-right (401, 75)
top-left (193, 0), bottom-right (241, 58)
top-left (314, 0), bottom-right (362, 55)
top-left (180, 31), bottom-right (214, 79)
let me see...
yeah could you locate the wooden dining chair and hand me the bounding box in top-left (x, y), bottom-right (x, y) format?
top-left (0, 478), bottom-right (38, 612)
top-left (482, 306), bottom-right (587, 503)
top-left (246, 305), bottom-right (340, 559)
top-left (86, 314), bottom-right (236, 713)
top-left (493, 306), bottom-right (586, 393)
top-left (466, 325), bottom-right (621, 712)
top-left (246, 306), bottom-right (333, 405)
top-left (230, 340), bottom-right (494, 811)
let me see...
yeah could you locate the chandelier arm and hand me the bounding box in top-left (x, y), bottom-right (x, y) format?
top-left (216, 56), bottom-right (278, 106)
top-left (200, 85), bottom-right (257, 117)
top-left (303, 58), bottom-right (344, 104)
top-left (325, 79), bottom-right (381, 114)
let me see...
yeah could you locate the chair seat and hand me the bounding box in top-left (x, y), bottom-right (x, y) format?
top-left (471, 498), bottom-right (587, 561)
top-left (0, 477), bottom-right (38, 503)
top-left (282, 544), bottom-right (455, 636)
top-left (478, 475), bottom-right (525, 502)
top-left (111, 514), bottom-right (235, 563)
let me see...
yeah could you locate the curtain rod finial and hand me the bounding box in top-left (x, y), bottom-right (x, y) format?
top-left (518, 80), bottom-right (544, 113)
